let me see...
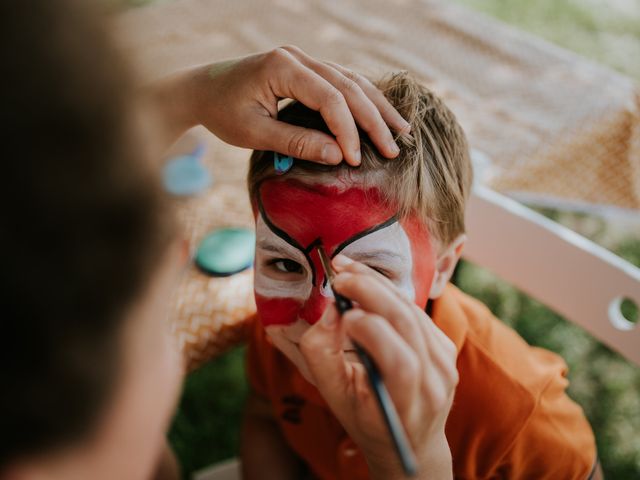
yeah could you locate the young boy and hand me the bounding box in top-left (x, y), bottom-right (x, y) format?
top-left (242, 72), bottom-right (598, 479)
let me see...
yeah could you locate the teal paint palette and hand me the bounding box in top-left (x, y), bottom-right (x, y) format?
top-left (163, 143), bottom-right (212, 196)
top-left (195, 228), bottom-right (255, 276)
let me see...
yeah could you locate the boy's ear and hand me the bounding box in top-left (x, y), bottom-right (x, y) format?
top-left (429, 234), bottom-right (466, 299)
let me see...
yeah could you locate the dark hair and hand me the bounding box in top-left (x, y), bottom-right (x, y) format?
top-left (0, 0), bottom-right (171, 466)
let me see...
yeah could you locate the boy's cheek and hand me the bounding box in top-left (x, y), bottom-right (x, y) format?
top-left (266, 327), bottom-right (317, 385)
top-left (254, 293), bottom-right (330, 327)
top-left (412, 270), bottom-right (434, 310)
top-left (298, 291), bottom-right (331, 325)
top-left (400, 218), bottom-right (436, 309)
top-left (255, 294), bottom-right (301, 327)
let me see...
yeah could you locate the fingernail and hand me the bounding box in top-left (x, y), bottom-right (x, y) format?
top-left (352, 150), bottom-right (362, 165)
top-left (322, 143), bottom-right (342, 164)
top-left (333, 254), bottom-right (353, 269)
top-left (388, 140), bottom-right (400, 155)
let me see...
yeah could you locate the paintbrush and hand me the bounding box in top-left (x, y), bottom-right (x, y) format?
top-left (317, 246), bottom-right (418, 477)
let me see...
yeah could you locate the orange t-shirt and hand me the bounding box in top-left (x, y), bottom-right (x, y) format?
top-left (246, 284), bottom-right (597, 479)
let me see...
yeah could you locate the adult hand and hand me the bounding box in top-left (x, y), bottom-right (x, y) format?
top-left (153, 46), bottom-right (409, 165)
top-left (299, 255), bottom-right (458, 480)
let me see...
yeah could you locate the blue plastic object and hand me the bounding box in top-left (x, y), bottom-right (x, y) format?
top-left (274, 152), bottom-right (294, 175)
top-left (163, 143), bottom-right (212, 196)
top-left (195, 228), bottom-right (256, 276)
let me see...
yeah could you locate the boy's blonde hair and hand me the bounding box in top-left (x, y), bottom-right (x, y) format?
top-left (248, 72), bottom-right (472, 247)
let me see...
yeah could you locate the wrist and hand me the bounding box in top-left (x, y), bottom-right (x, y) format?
top-left (367, 432), bottom-right (452, 480)
top-left (147, 67), bottom-right (201, 148)
top-left (168, 68), bottom-right (201, 133)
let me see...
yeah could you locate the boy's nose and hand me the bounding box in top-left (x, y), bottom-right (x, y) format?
top-left (299, 274), bottom-right (333, 325)
top-left (300, 289), bottom-right (330, 325)
top-left (299, 247), bottom-right (336, 325)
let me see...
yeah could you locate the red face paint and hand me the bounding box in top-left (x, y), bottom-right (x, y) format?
top-left (399, 218), bottom-right (433, 309)
top-left (253, 296), bottom-right (302, 328)
top-left (255, 179), bottom-right (435, 326)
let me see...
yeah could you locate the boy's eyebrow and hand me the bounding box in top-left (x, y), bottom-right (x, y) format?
top-left (347, 250), bottom-right (406, 263)
top-left (259, 241), bottom-right (405, 264)
top-left (257, 241), bottom-right (294, 256)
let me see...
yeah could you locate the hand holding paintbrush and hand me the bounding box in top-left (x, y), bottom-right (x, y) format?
top-left (317, 246), bottom-right (418, 476)
top-left (299, 252), bottom-right (458, 480)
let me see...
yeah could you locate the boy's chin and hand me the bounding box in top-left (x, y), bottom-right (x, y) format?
top-left (267, 332), bottom-right (318, 385)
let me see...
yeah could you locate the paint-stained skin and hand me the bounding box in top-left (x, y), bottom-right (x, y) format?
top-left (254, 179), bottom-right (436, 328)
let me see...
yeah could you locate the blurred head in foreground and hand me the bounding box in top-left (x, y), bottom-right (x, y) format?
top-left (248, 72), bottom-right (473, 382)
top-left (0, 1), bottom-right (182, 479)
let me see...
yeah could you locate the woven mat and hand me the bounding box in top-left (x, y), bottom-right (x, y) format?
top-left (113, 0), bottom-right (640, 369)
top-left (165, 130), bottom-right (256, 371)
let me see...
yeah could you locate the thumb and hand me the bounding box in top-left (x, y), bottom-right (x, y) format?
top-left (299, 305), bottom-right (350, 406)
top-left (254, 116), bottom-right (343, 165)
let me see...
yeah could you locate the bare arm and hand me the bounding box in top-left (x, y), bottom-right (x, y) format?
top-left (147, 46), bottom-right (409, 161)
top-left (240, 391), bottom-right (307, 480)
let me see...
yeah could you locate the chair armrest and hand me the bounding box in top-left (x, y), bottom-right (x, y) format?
top-left (464, 186), bottom-right (640, 366)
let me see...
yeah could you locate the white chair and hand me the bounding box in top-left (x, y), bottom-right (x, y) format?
top-left (193, 186), bottom-right (640, 479)
top-left (465, 186), bottom-right (639, 366)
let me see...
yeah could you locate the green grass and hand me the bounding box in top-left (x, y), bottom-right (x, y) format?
top-left (169, 348), bottom-right (248, 477)
top-left (166, 0), bottom-right (640, 477)
top-left (456, 0), bottom-right (640, 80)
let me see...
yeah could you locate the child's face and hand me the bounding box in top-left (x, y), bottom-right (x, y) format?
top-left (254, 175), bottom-right (436, 384)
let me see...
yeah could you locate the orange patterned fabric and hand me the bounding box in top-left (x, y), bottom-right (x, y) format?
top-left (247, 284), bottom-right (597, 479)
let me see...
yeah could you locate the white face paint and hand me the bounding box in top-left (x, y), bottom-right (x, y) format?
top-left (254, 213), bottom-right (417, 385)
top-left (254, 214), bottom-right (312, 302)
top-left (339, 222), bottom-right (415, 300)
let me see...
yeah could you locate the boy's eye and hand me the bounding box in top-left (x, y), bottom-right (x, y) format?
top-left (271, 258), bottom-right (303, 274)
top-left (368, 265), bottom-right (392, 279)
